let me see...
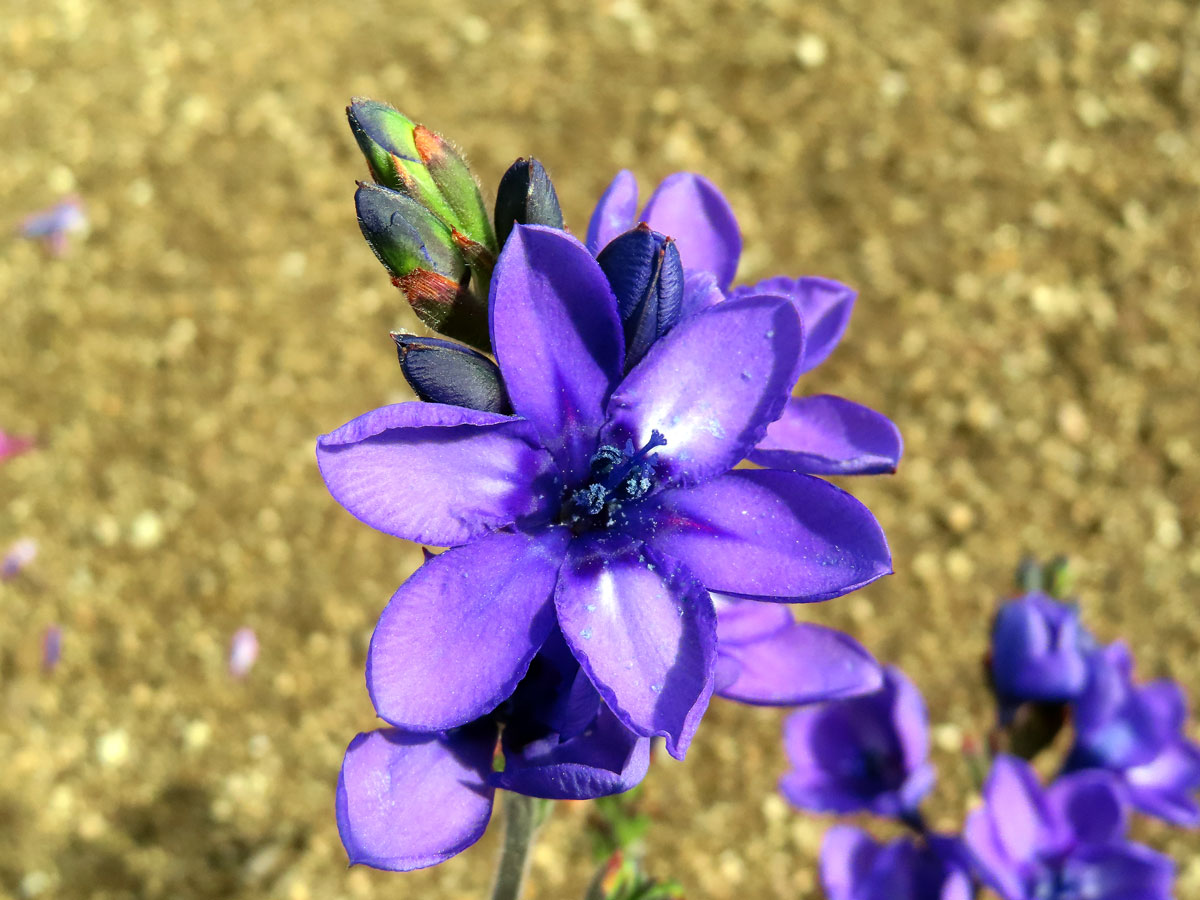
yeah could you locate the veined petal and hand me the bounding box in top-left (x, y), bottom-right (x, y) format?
top-left (641, 173), bottom-right (741, 291)
top-left (634, 469), bottom-right (891, 602)
top-left (603, 295), bottom-right (803, 488)
top-left (586, 169), bottom-right (638, 254)
top-left (555, 535), bottom-right (716, 760)
top-left (718, 619), bottom-right (882, 706)
top-left (491, 226), bottom-right (625, 481)
top-left (317, 402), bottom-right (558, 546)
top-left (730, 276), bottom-right (855, 373)
top-left (492, 705), bottom-right (651, 800)
top-left (368, 529), bottom-right (570, 731)
top-left (749, 395), bottom-right (903, 476)
top-left (336, 724), bottom-right (497, 871)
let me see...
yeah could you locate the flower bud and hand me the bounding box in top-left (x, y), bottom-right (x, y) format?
top-left (596, 224), bottom-right (684, 370)
top-left (392, 333), bottom-right (511, 414)
top-left (413, 125), bottom-right (496, 251)
top-left (356, 183), bottom-right (490, 350)
top-left (347, 99), bottom-right (495, 252)
top-left (493, 158), bottom-right (564, 248)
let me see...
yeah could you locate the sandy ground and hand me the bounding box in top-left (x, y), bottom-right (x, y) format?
top-left (2, 0), bottom-right (1199, 897)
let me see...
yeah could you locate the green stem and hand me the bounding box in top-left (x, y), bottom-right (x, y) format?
top-left (489, 794), bottom-right (550, 900)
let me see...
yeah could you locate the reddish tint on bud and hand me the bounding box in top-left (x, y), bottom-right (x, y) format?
top-left (392, 271), bottom-right (490, 353)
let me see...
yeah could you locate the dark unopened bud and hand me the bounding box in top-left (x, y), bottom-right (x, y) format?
top-left (494, 158), bottom-right (565, 248)
top-left (356, 183), bottom-right (490, 350)
top-left (392, 333), bottom-right (511, 414)
top-left (596, 224), bottom-right (684, 370)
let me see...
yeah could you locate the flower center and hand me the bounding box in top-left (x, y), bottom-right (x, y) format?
top-left (562, 431), bottom-right (667, 532)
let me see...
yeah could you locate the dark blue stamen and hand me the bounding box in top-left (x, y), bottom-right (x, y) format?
top-left (564, 431), bottom-right (667, 531)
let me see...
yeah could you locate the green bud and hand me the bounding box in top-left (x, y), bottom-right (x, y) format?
top-left (355, 182), bottom-right (489, 351)
top-left (413, 124), bottom-right (496, 252)
top-left (347, 99), bottom-right (496, 253)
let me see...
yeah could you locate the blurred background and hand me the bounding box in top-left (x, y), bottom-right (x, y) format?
top-left (2, 0), bottom-right (1198, 897)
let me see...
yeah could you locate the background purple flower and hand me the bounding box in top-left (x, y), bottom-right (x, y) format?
top-left (318, 224), bottom-right (891, 763)
top-left (821, 825), bottom-right (971, 900)
top-left (1065, 641), bottom-right (1200, 826)
top-left (18, 195), bottom-right (87, 256)
top-left (989, 591), bottom-right (1093, 716)
top-left (780, 666), bottom-right (934, 821)
top-left (965, 756), bottom-right (1173, 900)
top-left (1, 537), bottom-right (38, 581)
top-left (41, 624), bottom-right (62, 672)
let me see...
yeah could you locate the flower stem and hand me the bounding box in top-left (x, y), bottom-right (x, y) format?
top-left (489, 793), bottom-right (550, 900)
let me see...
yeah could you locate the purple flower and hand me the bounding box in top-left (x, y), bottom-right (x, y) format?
top-left (713, 596), bottom-right (882, 707)
top-left (587, 171), bottom-right (902, 478)
top-left (337, 629), bottom-right (649, 870)
top-left (18, 196), bottom-right (87, 256)
top-left (228, 627), bottom-right (259, 678)
top-left (42, 624), bottom-right (62, 672)
top-left (779, 667), bottom-right (934, 821)
top-left (1064, 641), bottom-right (1200, 826)
top-left (1, 537), bottom-right (38, 581)
top-left (318, 225), bottom-right (891, 760)
top-left (965, 755), bottom-right (1173, 900)
top-left (989, 592), bottom-right (1093, 715)
top-left (0, 431), bottom-right (36, 464)
top-left (821, 826), bottom-right (971, 900)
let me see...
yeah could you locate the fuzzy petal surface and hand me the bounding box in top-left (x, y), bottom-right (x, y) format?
top-left (317, 402), bottom-right (558, 546)
top-left (555, 535), bottom-right (716, 760)
top-left (586, 169), bottom-right (638, 254)
top-left (730, 276), bottom-right (855, 373)
top-left (491, 225), bottom-right (625, 481)
top-left (603, 295), bottom-right (803, 488)
top-left (634, 469), bottom-right (891, 602)
top-left (368, 529), bottom-right (570, 731)
top-left (749, 394), bottom-right (903, 476)
top-left (336, 724), bottom-right (497, 871)
top-left (641, 172), bottom-right (741, 290)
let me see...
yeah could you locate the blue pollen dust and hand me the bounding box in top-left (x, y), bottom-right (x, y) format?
top-left (562, 430), bottom-right (667, 531)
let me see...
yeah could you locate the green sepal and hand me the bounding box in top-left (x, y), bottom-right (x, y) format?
top-left (415, 124), bottom-right (497, 252)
